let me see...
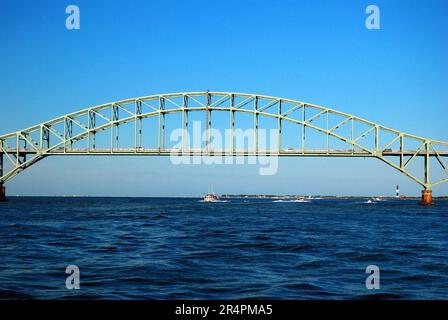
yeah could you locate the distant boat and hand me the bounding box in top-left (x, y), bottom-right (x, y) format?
top-left (203, 192), bottom-right (219, 202)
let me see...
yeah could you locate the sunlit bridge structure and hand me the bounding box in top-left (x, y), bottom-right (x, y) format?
top-left (1, 92), bottom-right (447, 204)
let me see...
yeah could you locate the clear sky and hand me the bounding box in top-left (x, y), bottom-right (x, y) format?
top-left (1, 0), bottom-right (447, 197)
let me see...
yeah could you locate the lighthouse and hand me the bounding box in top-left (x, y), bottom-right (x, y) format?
top-left (396, 185), bottom-right (400, 198)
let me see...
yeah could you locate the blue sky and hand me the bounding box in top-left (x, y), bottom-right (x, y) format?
top-left (1, 0), bottom-right (447, 196)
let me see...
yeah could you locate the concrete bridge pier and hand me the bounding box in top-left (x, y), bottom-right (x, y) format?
top-left (419, 189), bottom-right (434, 206)
top-left (0, 184), bottom-right (6, 202)
top-left (0, 153), bottom-right (4, 202)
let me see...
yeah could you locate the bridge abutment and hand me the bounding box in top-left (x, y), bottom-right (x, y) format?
top-left (0, 184), bottom-right (6, 202)
top-left (419, 189), bottom-right (434, 206)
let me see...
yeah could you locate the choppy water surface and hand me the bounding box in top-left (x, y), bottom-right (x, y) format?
top-left (0, 197), bottom-right (447, 299)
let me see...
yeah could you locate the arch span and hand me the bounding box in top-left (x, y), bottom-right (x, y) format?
top-left (1, 92), bottom-right (447, 201)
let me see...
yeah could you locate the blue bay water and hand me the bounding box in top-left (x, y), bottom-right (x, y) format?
top-left (0, 197), bottom-right (447, 299)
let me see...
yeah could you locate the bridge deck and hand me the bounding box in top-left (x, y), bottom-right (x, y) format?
top-left (3, 148), bottom-right (447, 157)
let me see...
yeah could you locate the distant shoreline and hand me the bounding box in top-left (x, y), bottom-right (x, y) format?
top-left (4, 195), bottom-right (448, 200)
top-left (221, 195), bottom-right (448, 200)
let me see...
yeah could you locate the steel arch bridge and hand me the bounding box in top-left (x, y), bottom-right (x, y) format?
top-left (1, 91), bottom-right (447, 203)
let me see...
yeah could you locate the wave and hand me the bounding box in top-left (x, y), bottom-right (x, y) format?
top-left (285, 283), bottom-right (326, 291)
top-left (354, 293), bottom-right (404, 300)
top-left (355, 200), bottom-right (376, 204)
top-left (0, 289), bottom-right (35, 299)
top-left (272, 199), bottom-right (311, 203)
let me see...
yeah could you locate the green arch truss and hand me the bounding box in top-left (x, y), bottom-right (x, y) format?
top-left (1, 92), bottom-right (447, 189)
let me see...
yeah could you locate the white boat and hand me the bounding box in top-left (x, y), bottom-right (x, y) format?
top-left (203, 192), bottom-right (219, 202)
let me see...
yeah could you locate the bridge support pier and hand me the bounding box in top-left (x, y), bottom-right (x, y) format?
top-left (0, 184), bottom-right (6, 202)
top-left (419, 189), bottom-right (434, 206)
